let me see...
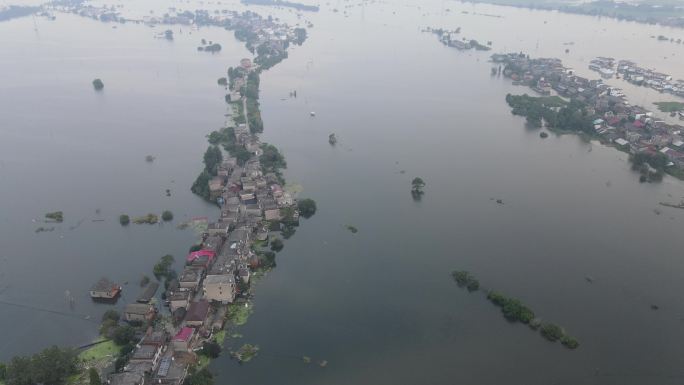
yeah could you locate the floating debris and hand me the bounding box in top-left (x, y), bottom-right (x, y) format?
top-left (302, 356), bottom-right (311, 364)
top-left (496, 199), bottom-right (504, 205)
top-left (540, 131), bottom-right (548, 138)
top-left (318, 360), bottom-right (328, 367)
top-left (345, 225), bottom-right (358, 234)
top-left (328, 133), bottom-right (337, 145)
top-left (651, 304), bottom-right (660, 310)
top-left (584, 276), bottom-right (594, 283)
top-left (35, 226), bottom-right (55, 233)
top-left (145, 155), bottom-right (156, 162)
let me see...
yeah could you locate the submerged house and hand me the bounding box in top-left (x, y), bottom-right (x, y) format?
top-left (90, 277), bottom-right (121, 299)
top-left (124, 303), bottom-right (156, 322)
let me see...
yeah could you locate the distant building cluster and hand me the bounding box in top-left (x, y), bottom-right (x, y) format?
top-left (493, 53), bottom-right (684, 170)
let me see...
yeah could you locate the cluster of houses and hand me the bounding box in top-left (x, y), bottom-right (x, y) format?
top-left (587, 56), bottom-right (684, 97)
top-left (106, 146), bottom-right (299, 385)
top-left (52, 2), bottom-right (301, 60)
top-left (102, 33), bottom-right (300, 384)
top-left (616, 60), bottom-right (684, 97)
top-left (492, 53), bottom-right (684, 170)
top-left (104, 162), bottom-right (298, 385)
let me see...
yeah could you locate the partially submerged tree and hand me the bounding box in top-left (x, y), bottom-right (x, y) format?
top-left (92, 78), bottom-right (104, 90)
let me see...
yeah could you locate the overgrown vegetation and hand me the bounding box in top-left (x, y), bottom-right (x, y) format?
top-left (45, 211), bottom-right (64, 223)
top-left (451, 270), bottom-right (578, 349)
top-left (297, 198), bottom-right (317, 218)
top-left (451, 270), bottom-right (480, 292)
top-left (3, 346), bottom-right (77, 385)
top-left (153, 254), bottom-right (175, 280)
top-left (630, 152), bottom-right (668, 182)
top-left (132, 213), bottom-right (159, 224)
top-left (505, 94), bottom-right (593, 132)
top-left (119, 214), bottom-right (130, 226)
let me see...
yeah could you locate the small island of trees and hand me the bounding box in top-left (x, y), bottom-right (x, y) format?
top-left (92, 78), bottom-right (104, 90)
top-left (450, 269), bottom-right (579, 349)
top-left (451, 270), bottom-right (480, 292)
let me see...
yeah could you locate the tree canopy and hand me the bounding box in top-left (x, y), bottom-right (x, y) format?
top-left (203, 146), bottom-right (223, 176)
top-left (92, 78), bottom-right (104, 90)
top-left (5, 346), bottom-right (77, 385)
top-left (297, 198), bottom-right (317, 219)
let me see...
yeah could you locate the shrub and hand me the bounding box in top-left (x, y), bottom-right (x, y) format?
top-left (119, 215), bottom-right (130, 226)
top-left (540, 323), bottom-right (564, 342)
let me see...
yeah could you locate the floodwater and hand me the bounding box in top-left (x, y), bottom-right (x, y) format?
top-left (3, 1), bottom-right (684, 384)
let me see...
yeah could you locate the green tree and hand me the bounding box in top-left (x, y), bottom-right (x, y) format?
top-left (540, 323), bottom-right (564, 342)
top-left (297, 198), bottom-right (317, 219)
top-left (191, 170), bottom-right (212, 200)
top-left (0, 362), bottom-right (6, 381)
top-left (185, 368), bottom-right (214, 385)
top-left (113, 325), bottom-right (136, 346)
top-left (270, 238), bottom-right (284, 252)
top-left (217, 77), bottom-right (227, 86)
top-left (102, 309), bottom-right (120, 323)
top-left (119, 214), bottom-right (130, 226)
top-left (92, 78), bottom-right (104, 90)
top-left (6, 356), bottom-right (33, 385)
top-left (259, 144), bottom-right (286, 173)
top-left (561, 335), bottom-right (579, 349)
top-left (201, 341), bottom-right (222, 358)
top-left (32, 347), bottom-right (76, 385)
top-left (411, 177), bottom-right (425, 192)
top-left (88, 368), bottom-right (101, 385)
top-left (203, 146), bottom-right (223, 176)
top-left (161, 210), bottom-right (173, 221)
top-left (153, 254), bottom-right (175, 279)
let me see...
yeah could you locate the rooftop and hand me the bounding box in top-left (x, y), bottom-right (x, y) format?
top-left (91, 277), bottom-right (118, 292)
top-left (186, 300), bottom-right (210, 322)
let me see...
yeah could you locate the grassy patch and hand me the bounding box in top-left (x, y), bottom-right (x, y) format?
top-left (227, 303), bottom-right (253, 326)
top-left (214, 330), bottom-right (227, 345)
top-left (654, 101), bottom-right (684, 112)
top-left (78, 340), bottom-right (118, 363)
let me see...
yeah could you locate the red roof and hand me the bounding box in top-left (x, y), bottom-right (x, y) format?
top-left (173, 327), bottom-right (194, 342)
top-left (186, 249), bottom-right (216, 263)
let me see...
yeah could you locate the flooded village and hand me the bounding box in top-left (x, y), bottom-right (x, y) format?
top-left (588, 56), bottom-right (684, 98)
top-left (492, 52), bottom-right (684, 181)
top-left (41, 4), bottom-right (312, 385)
